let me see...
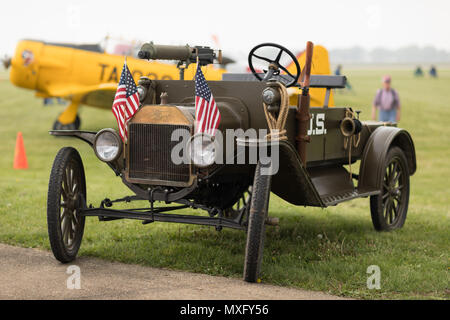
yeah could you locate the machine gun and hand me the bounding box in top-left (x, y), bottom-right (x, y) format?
top-left (138, 42), bottom-right (222, 80)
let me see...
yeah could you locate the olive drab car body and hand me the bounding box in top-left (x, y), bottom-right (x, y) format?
top-left (46, 42), bottom-right (416, 282)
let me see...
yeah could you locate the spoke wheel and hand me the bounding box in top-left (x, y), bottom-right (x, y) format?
top-left (47, 147), bottom-right (86, 262)
top-left (370, 147), bottom-right (410, 231)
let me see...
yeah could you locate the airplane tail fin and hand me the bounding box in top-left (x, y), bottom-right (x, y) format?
top-left (287, 45), bottom-right (334, 107)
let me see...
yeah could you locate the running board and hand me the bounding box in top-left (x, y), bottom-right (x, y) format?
top-left (308, 166), bottom-right (380, 207)
top-left (321, 189), bottom-right (380, 206)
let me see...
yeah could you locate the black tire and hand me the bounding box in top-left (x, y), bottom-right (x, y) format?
top-left (370, 146), bottom-right (410, 231)
top-left (47, 147), bottom-right (86, 263)
top-left (52, 115), bottom-right (81, 130)
top-left (243, 162), bottom-right (272, 282)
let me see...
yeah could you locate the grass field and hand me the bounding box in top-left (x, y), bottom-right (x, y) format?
top-left (0, 68), bottom-right (448, 299)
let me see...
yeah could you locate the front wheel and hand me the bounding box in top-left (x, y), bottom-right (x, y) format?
top-left (370, 147), bottom-right (410, 231)
top-left (243, 162), bottom-right (272, 282)
top-left (47, 147), bottom-right (86, 262)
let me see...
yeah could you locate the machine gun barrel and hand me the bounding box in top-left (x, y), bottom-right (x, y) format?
top-left (138, 43), bottom-right (193, 61)
top-left (138, 42), bottom-right (220, 66)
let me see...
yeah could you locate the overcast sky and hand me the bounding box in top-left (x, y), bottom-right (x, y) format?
top-left (1, 0), bottom-right (449, 55)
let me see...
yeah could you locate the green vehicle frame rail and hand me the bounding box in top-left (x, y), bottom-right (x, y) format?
top-left (47, 41), bottom-right (416, 282)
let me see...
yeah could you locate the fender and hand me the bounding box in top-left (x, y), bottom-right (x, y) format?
top-left (358, 126), bottom-right (416, 191)
top-left (49, 130), bottom-right (122, 175)
top-left (49, 130), bottom-right (96, 146)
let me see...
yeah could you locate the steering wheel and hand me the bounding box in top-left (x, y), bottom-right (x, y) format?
top-left (248, 43), bottom-right (301, 87)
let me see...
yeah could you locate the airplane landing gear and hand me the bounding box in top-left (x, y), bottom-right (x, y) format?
top-left (53, 115), bottom-right (81, 130)
top-left (53, 99), bottom-right (81, 130)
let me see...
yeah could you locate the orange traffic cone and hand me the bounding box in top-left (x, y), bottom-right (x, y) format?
top-left (13, 132), bottom-right (28, 169)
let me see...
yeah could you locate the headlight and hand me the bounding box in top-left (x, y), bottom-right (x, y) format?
top-left (94, 129), bottom-right (122, 162)
top-left (137, 85), bottom-right (147, 102)
top-left (188, 133), bottom-right (217, 167)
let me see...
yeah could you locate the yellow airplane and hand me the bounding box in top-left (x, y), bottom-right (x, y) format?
top-left (5, 39), bottom-right (334, 130)
top-left (7, 39), bottom-right (226, 129)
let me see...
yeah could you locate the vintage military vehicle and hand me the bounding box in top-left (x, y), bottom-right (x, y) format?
top-left (47, 41), bottom-right (416, 282)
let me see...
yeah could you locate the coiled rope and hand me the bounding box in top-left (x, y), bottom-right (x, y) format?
top-left (262, 82), bottom-right (290, 141)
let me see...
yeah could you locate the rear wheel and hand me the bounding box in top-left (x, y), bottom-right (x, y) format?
top-left (243, 162), bottom-right (272, 282)
top-left (47, 147), bottom-right (86, 262)
top-left (370, 147), bottom-right (410, 231)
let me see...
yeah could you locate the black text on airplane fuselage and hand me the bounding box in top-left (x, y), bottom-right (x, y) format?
top-left (98, 63), bottom-right (173, 82)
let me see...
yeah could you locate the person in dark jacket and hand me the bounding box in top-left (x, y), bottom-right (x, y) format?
top-left (429, 65), bottom-right (438, 78)
top-left (414, 66), bottom-right (423, 77)
top-left (334, 65), bottom-right (352, 90)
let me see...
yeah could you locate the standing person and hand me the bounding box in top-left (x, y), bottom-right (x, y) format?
top-left (429, 65), bottom-right (438, 78)
top-left (414, 66), bottom-right (423, 77)
top-left (372, 75), bottom-right (401, 123)
top-left (334, 64), bottom-right (353, 90)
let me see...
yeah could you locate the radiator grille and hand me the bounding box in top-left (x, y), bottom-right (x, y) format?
top-left (127, 123), bottom-right (192, 185)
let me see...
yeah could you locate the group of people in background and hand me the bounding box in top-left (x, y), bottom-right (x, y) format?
top-left (335, 65), bottom-right (440, 124)
top-left (373, 64), bottom-right (440, 123)
top-left (334, 65), bottom-right (400, 123)
top-left (414, 65), bottom-right (438, 78)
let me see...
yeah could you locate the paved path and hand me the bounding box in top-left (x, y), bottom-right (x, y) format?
top-left (0, 243), bottom-right (345, 300)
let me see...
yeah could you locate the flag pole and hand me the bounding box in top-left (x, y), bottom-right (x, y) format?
top-left (194, 54), bottom-right (200, 133)
top-left (196, 51), bottom-right (200, 77)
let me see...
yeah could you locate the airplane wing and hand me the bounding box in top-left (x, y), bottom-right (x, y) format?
top-left (45, 83), bottom-right (118, 108)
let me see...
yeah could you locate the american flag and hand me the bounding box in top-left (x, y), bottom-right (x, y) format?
top-left (194, 64), bottom-right (221, 136)
top-left (112, 60), bottom-right (140, 141)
